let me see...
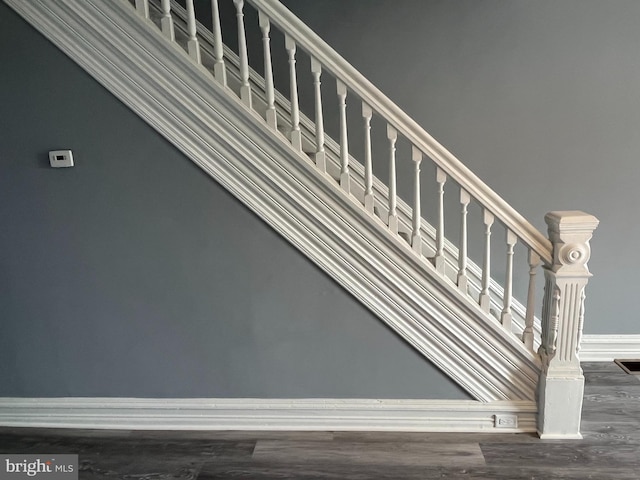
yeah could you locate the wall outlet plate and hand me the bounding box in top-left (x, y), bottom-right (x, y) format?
top-left (49, 150), bottom-right (74, 168)
top-left (494, 414), bottom-right (518, 428)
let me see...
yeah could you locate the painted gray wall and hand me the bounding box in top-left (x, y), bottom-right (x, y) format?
top-left (277, 0), bottom-right (640, 335)
top-left (0, 2), bottom-right (469, 399)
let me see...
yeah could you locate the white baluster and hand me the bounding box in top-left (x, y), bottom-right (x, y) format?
top-left (185, 0), bottom-right (201, 64)
top-left (212, 0), bottom-right (227, 86)
top-left (135, 0), bottom-right (149, 19)
top-left (411, 146), bottom-right (423, 254)
top-left (457, 189), bottom-right (471, 292)
top-left (259, 12), bottom-right (276, 128)
top-left (160, 0), bottom-right (174, 40)
top-left (434, 167), bottom-right (447, 273)
top-left (522, 249), bottom-right (540, 351)
top-left (500, 229), bottom-right (517, 330)
top-left (285, 35), bottom-right (302, 151)
top-left (234, 0), bottom-right (251, 107)
top-left (387, 124), bottom-right (398, 234)
top-left (337, 79), bottom-right (350, 193)
top-left (479, 209), bottom-right (494, 312)
top-left (311, 58), bottom-right (325, 172)
top-left (362, 103), bottom-right (374, 213)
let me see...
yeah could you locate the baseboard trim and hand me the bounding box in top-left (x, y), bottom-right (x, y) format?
top-left (580, 334), bottom-right (640, 362)
top-left (0, 398), bottom-right (537, 433)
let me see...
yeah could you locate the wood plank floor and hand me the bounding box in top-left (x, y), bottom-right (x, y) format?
top-left (1, 362), bottom-right (640, 479)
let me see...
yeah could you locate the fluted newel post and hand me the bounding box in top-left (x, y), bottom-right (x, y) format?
top-left (479, 210), bottom-right (494, 312)
top-left (234, 0), bottom-right (251, 107)
top-left (457, 189), bottom-right (471, 292)
top-left (185, 0), bottom-right (201, 64)
top-left (411, 146), bottom-right (422, 254)
top-left (538, 211), bottom-right (599, 439)
top-left (259, 12), bottom-right (276, 128)
top-left (135, 0), bottom-right (149, 19)
top-left (362, 103), bottom-right (374, 213)
top-left (212, 0), bottom-right (227, 86)
top-left (433, 167), bottom-right (447, 273)
top-left (337, 80), bottom-right (350, 193)
top-left (160, 0), bottom-right (174, 40)
top-left (387, 125), bottom-right (398, 234)
top-left (311, 58), bottom-right (325, 172)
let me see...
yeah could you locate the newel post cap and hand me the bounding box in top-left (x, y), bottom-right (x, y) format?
top-left (544, 211), bottom-right (599, 273)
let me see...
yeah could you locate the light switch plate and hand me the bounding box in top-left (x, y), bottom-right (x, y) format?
top-left (49, 150), bottom-right (74, 168)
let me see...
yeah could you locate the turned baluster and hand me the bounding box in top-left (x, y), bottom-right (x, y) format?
top-left (185, 0), bottom-right (201, 63)
top-left (522, 249), bottom-right (541, 351)
top-left (285, 36), bottom-right (302, 151)
top-left (212, 0), bottom-right (227, 85)
top-left (337, 80), bottom-right (350, 193)
top-left (135, 0), bottom-right (149, 19)
top-left (311, 58), bottom-right (325, 171)
top-left (500, 229), bottom-right (517, 330)
top-left (234, 0), bottom-right (251, 107)
top-left (457, 189), bottom-right (471, 292)
top-left (160, 0), bottom-right (174, 40)
top-left (479, 210), bottom-right (494, 312)
top-left (387, 125), bottom-right (398, 234)
top-left (411, 146), bottom-right (423, 254)
top-left (259, 12), bottom-right (276, 128)
top-left (433, 167), bottom-right (447, 273)
top-left (362, 103), bottom-right (374, 213)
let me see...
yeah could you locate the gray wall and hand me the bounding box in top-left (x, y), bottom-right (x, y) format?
top-left (0, 2), bottom-right (468, 399)
top-left (279, 0), bottom-right (640, 335)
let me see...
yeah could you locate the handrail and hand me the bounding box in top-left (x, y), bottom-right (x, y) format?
top-left (246, 0), bottom-right (553, 265)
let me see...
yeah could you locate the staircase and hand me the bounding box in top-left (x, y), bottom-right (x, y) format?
top-left (4, 0), bottom-right (598, 438)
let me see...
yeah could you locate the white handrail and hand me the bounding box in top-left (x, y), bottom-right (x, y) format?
top-left (247, 0), bottom-right (552, 264)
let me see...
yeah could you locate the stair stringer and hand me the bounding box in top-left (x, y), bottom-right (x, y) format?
top-left (5, 0), bottom-right (542, 402)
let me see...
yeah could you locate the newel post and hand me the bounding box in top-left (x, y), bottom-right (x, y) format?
top-left (537, 211), bottom-right (599, 439)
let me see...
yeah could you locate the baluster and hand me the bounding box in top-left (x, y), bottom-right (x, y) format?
top-left (387, 125), bottom-right (398, 234)
top-left (457, 189), bottom-right (471, 292)
top-left (522, 249), bottom-right (541, 351)
top-left (362, 103), bottom-right (374, 213)
top-left (434, 167), bottom-right (447, 273)
top-left (185, 0), bottom-right (201, 64)
top-left (337, 80), bottom-right (350, 192)
top-left (479, 210), bottom-right (494, 312)
top-left (233, 0), bottom-right (251, 107)
top-left (411, 146), bottom-right (423, 254)
top-left (159, 0), bottom-right (174, 40)
top-left (212, 0), bottom-right (227, 85)
top-left (135, 0), bottom-right (149, 19)
top-left (258, 12), bottom-right (276, 128)
top-left (500, 229), bottom-right (517, 330)
top-left (311, 58), bottom-right (325, 171)
top-left (285, 35), bottom-right (302, 151)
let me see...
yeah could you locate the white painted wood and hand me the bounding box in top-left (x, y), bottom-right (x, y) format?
top-left (337, 79), bottom-right (350, 193)
top-left (159, 0), bottom-right (174, 41)
top-left (434, 167), bottom-right (447, 274)
top-left (233, 0), bottom-right (251, 107)
top-left (259, 12), bottom-right (276, 128)
top-left (135, 0), bottom-right (149, 19)
top-left (522, 249), bottom-right (540, 352)
top-left (0, 398), bottom-right (537, 433)
top-left (457, 189), bottom-right (471, 293)
top-left (479, 210), bottom-right (494, 312)
top-left (8, 0), bottom-right (547, 404)
top-left (311, 58), bottom-right (325, 172)
top-left (362, 102), bottom-right (374, 213)
top-left (538, 211), bottom-right (599, 439)
top-left (580, 335), bottom-right (640, 362)
top-left (500, 229), bottom-right (517, 331)
top-left (285, 35), bottom-right (302, 151)
top-left (411, 146), bottom-right (422, 254)
top-left (185, 0), bottom-right (200, 63)
top-left (211, 0), bottom-right (226, 86)
top-left (387, 124), bottom-right (398, 234)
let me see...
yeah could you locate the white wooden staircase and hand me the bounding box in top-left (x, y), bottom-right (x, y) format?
top-left (3, 0), bottom-right (598, 438)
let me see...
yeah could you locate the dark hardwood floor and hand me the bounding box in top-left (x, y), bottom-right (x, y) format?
top-left (1, 362), bottom-right (639, 479)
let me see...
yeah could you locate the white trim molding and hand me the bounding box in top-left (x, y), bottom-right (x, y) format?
top-left (580, 334), bottom-right (640, 362)
top-left (0, 398), bottom-right (537, 433)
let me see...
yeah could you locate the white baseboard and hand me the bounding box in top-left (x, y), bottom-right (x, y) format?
top-left (0, 398), bottom-right (537, 433)
top-left (580, 334), bottom-right (640, 362)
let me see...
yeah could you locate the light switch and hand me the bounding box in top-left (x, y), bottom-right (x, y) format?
top-left (49, 150), bottom-right (74, 168)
